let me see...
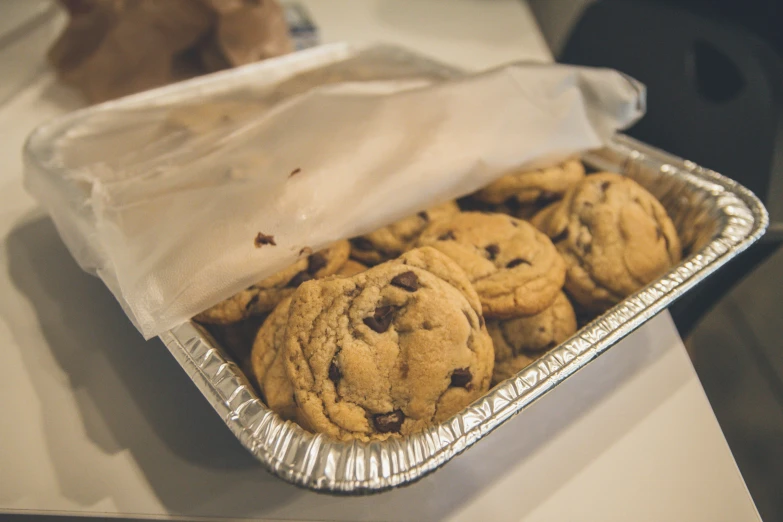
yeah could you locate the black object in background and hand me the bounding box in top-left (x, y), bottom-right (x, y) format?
top-left (660, 0), bottom-right (782, 56)
top-left (561, 0), bottom-right (782, 201)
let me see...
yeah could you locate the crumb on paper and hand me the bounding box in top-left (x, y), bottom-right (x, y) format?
top-left (289, 167), bottom-right (301, 177)
top-left (255, 232), bottom-right (276, 247)
top-left (299, 246), bottom-right (313, 256)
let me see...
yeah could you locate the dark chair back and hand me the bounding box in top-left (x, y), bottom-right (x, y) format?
top-left (561, 0), bottom-right (783, 202)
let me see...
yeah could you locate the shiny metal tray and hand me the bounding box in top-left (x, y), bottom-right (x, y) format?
top-left (159, 133), bottom-right (768, 493)
top-left (25, 41), bottom-right (767, 493)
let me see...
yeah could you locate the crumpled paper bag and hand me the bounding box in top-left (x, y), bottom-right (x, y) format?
top-left (25, 48), bottom-right (645, 339)
top-left (48, 0), bottom-right (292, 103)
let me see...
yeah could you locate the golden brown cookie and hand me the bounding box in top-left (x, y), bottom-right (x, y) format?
top-left (416, 212), bottom-right (566, 318)
top-left (284, 247), bottom-right (494, 441)
top-left (473, 159), bottom-right (585, 219)
top-left (530, 201), bottom-right (560, 232)
top-left (335, 259), bottom-right (367, 277)
top-left (537, 173), bottom-right (681, 312)
top-left (350, 201), bottom-right (460, 265)
top-left (488, 292), bottom-right (577, 384)
top-left (249, 297), bottom-right (297, 421)
top-left (194, 240), bottom-right (351, 324)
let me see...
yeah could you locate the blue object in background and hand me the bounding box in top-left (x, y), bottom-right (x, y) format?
top-left (284, 3), bottom-right (319, 50)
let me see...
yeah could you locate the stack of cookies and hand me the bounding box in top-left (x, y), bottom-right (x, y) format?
top-left (195, 159), bottom-right (683, 441)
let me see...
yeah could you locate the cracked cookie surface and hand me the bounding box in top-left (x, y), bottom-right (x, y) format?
top-left (250, 297), bottom-right (297, 421)
top-left (416, 212), bottom-right (566, 318)
top-left (284, 247), bottom-right (493, 441)
top-left (535, 173), bottom-right (681, 312)
top-left (194, 240), bottom-right (351, 324)
top-left (473, 158), bottom-right (585, 219)
top-left (350, 201), bottom-right (460, 265)
top-left (488, 292), bottom-right (577, 384)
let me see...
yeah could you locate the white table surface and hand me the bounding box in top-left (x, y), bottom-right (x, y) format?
top-left (0, 1), bottom-right (760, 520)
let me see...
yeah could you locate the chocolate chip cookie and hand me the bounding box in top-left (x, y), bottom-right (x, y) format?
top-left (416, 212), bottom-right (566, 318)
top-left (488, 292), bottom-right (577, 384)
top-left (250, 297), bottom-right (297, 421)
top-left (284, 247), bottom-right (494, 441)
top-left (530, 201), bottom-right (560, 232)
top-left (350, 201), bottom-right (460, 265)
top-left (194, 240), bottom-right (351, 324)
top-left (335, 259), bottom-right (367, 277)
top-left (473, 158), bottom-right (585, 219)
top-left (536, 173), bottom-right (682, 312)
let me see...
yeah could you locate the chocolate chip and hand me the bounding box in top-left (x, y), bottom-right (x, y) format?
top-left (485, 244), bottom-right (500, 260)
top-left (656, 227), bottom-right (663, 240)
top-left (438, 230), bottom-right (456, 241)
top-left (536, 191), bottom-right (559, 204)
top-left (417, 211), bottom-right (429, 221)
top-left (450, 368), bottom-right (472, 388)
top-left (289, 167), bottom-right (301, 177)
top-left (299, 246), bottom-right (313, 256)
top-left (600, 181), bottom-right (611, 191)
top-left (351, 237), bottom-right (374, 251)
top-left (364, 305), bottom-right (394, 333)
top-left (287, 271), bottom-right (313, 287)
top-left (373, 410), bottom-right (405, 433)
top-left (245, 294), bottom-right (259, 311)
top-left (552, 229), bottom-right (568, 243)
top-left (254, 232), bottom-right (276, 247)
top-left (390, 271), bottom-right (419, 291)
top-left (328, 360), bottom-right (341, 383)
top-left (307, 253), bottom-right (327, 274)
top-left (506, 258), bottom-right (530, 268)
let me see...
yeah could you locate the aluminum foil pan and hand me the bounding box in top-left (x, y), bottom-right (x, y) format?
top-left (159, 133), bottom-right (768, 493)
top-left (26, 41), bottom-right (767, 493)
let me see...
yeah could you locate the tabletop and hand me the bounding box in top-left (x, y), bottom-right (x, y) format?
top-left (0, 1), bottom-right (761, 520)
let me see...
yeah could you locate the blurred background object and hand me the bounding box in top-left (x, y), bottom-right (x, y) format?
top-left (284, 2), bottom-right (319, 50)
top-left (530, 1), bottom-right (783, 519)
top-left (48, 0), bottom-right (297, 103)
top-left (0, 0), bottom-right (63, 106)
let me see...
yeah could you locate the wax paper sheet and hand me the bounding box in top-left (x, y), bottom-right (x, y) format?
top-left (25, 45), bottom-right (645, 338)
